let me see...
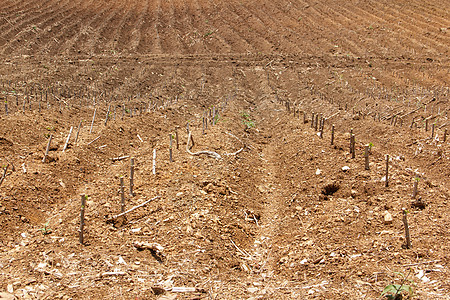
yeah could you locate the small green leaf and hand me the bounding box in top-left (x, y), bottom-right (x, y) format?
top-left (381, 284), bottom-right (413, 298)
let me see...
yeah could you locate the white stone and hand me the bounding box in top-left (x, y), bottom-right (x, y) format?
top-left (384, 212), bottom-right (393, 225)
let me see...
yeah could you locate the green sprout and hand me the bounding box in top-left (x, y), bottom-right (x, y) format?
top-left (381, 284), bottom-right (414, 300)
top-left (40, 222), bottom-right (51, 235)
top-left (241, 111), bottom-right (255, 129)
top-left (204, 31), bottom-right (215, 37)
top-left (381, 271), bottom-right (415, 300)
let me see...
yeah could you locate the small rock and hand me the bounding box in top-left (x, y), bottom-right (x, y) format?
top-left (204, 183), bottom-right (214, 193)
top-left (117, 256), bottom-right (127, 265)
top-left (256, 185), bottom-right (267, 193)
top-left (384, 212), bottom-right (393, 225)
top-left (0, 292), bottom-right (15, 300)
top-left (315, 169), bottom-right (322, 175)
top-left (342, 166), bottom-right (350, 171)
top-left (279, 256), bottom-right (288, 264)
top-left (247, 287), bottom-right (258, 293)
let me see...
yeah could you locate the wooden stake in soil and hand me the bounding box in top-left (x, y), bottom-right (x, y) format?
top-left (331, 125), bottom-right (335, 145)
top-left (130, 158), bottom-right (135, 197)
top-left (175, 127), bottom-right (179, 149)
top-left (169, 134), bottom-right (173, 162)
top-left (364, 144), bottom-right (370, 170)
top-left (425, 119), bottom-right (429, 132)
top-left (4, 96), bottom-right (8, 115)
top-left (351, 134), bottom-right (356, 159)
top-left (74, 121), bottom-right (82, 144)
top-left (89, 108), bottom-right (97, 134)
top-left (62, 126), bottom-right (73, 152)
top-left (402, 210), bottom-right (412, 249)
top-left (42, 134), bottom-right (53, 163)
top-left (349, 128), bottom-right (353, 155)
top-left (120, 177), bottom-right (125, 213)
top-left (319, 117), bottom-right (324, 138)
top-left (385, 155), bottom-right (389, 187)
top-left (444, 129), bottom-right (447, 143)
top-left (152, 149), bottom-right (156, 175)
top-left (79, 195), bottom-right (86, 245)
top-left (104, 104), bottom-right (111, 126)
top-left (315, 114), bottom-right (319, 131)
top-left (431, 123), bottom-right (435, 139)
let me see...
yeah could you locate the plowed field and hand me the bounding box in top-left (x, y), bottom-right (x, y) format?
top-left (0, 0), bottom-right (449, 299)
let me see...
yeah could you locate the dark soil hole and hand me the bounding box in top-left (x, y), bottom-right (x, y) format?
top-left (322, 182), bottom-right (340, 196)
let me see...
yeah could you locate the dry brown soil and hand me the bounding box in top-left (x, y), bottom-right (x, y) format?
top-left (0, 0), bottom-right (449, 299)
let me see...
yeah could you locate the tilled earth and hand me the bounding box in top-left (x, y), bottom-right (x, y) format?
top-left (0, 0), bottom-right (449, 299)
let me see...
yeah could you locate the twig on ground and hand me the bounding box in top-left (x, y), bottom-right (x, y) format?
top-left (223, 132), bottom-right (245, 156)
top-left (428, 155), bottom-right (442, 167)
top-left (230, 239), bottom-right (252, 260)
top-left (228, 188), bottom-right (238, 195)
top-left (407, 137), bottom-right (431, 147)
top-left (111, 155), bottom-right (130, 162)
top-left (0, 164), bottom-right (9, 186)
top-left (289, 193), bottom-right (298, 203)
top-left (325, 111), bottom-right (340, 120)
top-left (101, 271), bottom-right (127, 277)
top-left (51, 94), bottom-right (68, 106)
top-left (110, 196), bottom-right (160, 219)
top-left (87, 136), bottom-right (101, 146)
top-left (402, 260), bottom-right (440, 267)
top-left (186, 132), bottom-right (221, 159)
